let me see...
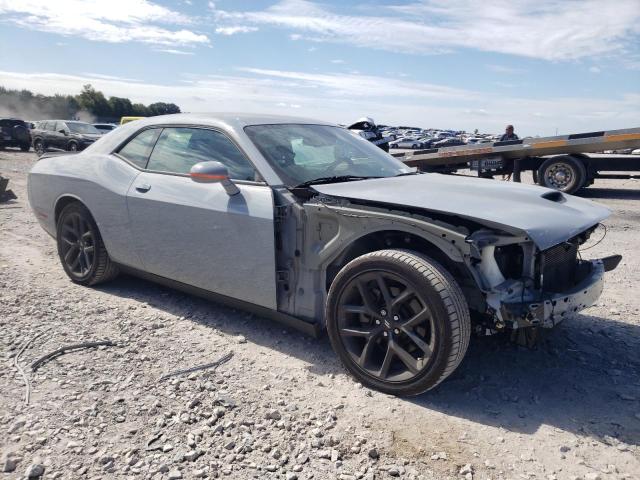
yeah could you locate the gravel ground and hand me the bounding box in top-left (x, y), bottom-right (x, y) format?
top-left (1, 149), bottom-right (639, 480)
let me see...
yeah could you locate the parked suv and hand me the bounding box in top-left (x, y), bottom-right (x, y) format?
top-left (0, 118), bottom-right (31, 151)
top-left (31, 120), bottom-right (102, 156)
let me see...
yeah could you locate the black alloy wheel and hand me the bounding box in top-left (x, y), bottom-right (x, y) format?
top-left (56, 203), bottom-right (119, 285)
top-left (327, 249), bottom-right (471, 396)
top-left (59, 211), bottom-right (96, 279)
top-left (335, 270), bottom-right (435, 382)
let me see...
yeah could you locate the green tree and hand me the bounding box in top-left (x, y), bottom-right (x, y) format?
top-left (77, 84), bottom-right (111, 117)
top-left (0, 84), bottom-right (181, 121)
top-left (148, 102), bottom-right (181, 116)
top-left (131, 103), bottom-right (150, 116)
top-left (108, 96), bottom-right (133, 119)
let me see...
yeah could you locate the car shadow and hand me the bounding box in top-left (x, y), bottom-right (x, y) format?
top-left (412, 314), bottom-right (640, 447)
top-left (96, 274), bottom-right (640, 448)
top-left (581, 187), bottom-right (640, 200)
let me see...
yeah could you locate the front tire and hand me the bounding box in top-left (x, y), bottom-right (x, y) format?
top-left (56, 203), bottom-right (119, 286)
top-left (33, 139), bottom-right (45, 156)
top-left (326, 249), bottom-right (471, 396)
top-left (67, 141), bottom-right (78, 152)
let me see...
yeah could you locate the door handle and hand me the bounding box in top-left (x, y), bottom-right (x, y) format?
top-left (135, 183), bottom-right (151, 193)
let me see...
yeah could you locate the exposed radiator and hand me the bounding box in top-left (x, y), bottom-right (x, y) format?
top-left (542, 241), bottom-right (579, 293)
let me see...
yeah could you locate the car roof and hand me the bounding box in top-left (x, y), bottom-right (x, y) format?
top-left (130, 112), bottom-right (334, 129)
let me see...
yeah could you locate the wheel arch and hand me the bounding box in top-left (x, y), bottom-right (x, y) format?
top-left (553, 153), bottom-right (590, 169)
top-left (324, 229), bottom-right (474, 293)
top-left (54, 194), bottom-right (88, 225)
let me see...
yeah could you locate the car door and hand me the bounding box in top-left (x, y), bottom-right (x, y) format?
top-left (49, 121), bottom-right (66, 149)
top-left (39, 121), bottom-right (54, 148)
top-left (124, 126), bottom-right (277, 309)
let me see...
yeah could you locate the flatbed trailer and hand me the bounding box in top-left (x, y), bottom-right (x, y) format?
top-left (392, 127), bottom-right (640, 193)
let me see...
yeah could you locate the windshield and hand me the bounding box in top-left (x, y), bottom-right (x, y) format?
top-left (67, 122), bottom-right (100, 134)
top-left (244, 124), bottom-right (412, 186)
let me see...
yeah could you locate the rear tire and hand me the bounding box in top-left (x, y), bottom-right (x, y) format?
top-left (68, 141), bottom-right (78, 152)
top-left (326, 249), bottom-right (471, 396)
top-left (537, 155), bottom-right (586, 194)
top-left (56, 202), bottom-right (119, 286)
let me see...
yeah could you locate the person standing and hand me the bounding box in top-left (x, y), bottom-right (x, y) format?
top-left (500, 124), bottom-right (519, 142)
top-left (499, 125), bottom-right (523, 181)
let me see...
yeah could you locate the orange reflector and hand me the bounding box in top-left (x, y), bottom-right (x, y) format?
top-left (605, 133), bottom-right (640, 142)
top-left (531, 140), bottom-right (567, 149)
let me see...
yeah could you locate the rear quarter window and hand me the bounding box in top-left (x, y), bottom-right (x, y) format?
top-left (116, 128), bottom-right (161, 169)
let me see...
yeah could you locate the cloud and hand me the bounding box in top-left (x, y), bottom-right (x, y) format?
top-left (0, 68), bottom-right (637, 137)
top-left (277, 102), bottom-right (302, 108)
top-left (215, 26), bottom-right (258, 35)
top-left (330, 59), bottom-right (345, 64)
top-left (210, 0), bottom-right (640, 62)
top-left (82, 73), bottom-right (142, 82)
top-left (589, 66), bottom-right (602, 74)
top-left (235, 67), bottom-right (475, 100)
top-left (157, 49), bottom-right (196, 55)
top-left (0, 0), bottom-right (210, 46)
top-left (463, 108), bottom-right (489, 116)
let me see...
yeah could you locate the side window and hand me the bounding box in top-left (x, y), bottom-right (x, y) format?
top-left (42, 121), bottom-right (53, 131)
top-left (117, 129), bottom-right (161, 169)
top-left (146, 127), bottom-right (256, 180)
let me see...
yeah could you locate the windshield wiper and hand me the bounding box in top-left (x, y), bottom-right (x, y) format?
top-left (294, 175), bottom-right (381, 188)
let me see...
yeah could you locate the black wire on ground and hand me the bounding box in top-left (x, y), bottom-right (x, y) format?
top-left (580, 223), bottom-right (607, 251)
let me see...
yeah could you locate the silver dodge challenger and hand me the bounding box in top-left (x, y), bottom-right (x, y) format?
top-left (28, 113), bottom-right (621, 396)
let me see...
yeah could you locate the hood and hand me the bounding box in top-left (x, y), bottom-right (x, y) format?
top-left (312, 174), bottom-right (610, 250)
top-left (74, 133), bottom-right (101, 140)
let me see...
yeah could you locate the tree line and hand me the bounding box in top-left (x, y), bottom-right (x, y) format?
top-left (0, 84), bottom-right (181, 122)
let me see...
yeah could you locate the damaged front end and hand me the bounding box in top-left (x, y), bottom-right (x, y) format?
top-left (466, 227), bottom-right (621, 333)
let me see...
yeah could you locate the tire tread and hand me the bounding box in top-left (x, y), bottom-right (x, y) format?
top-left (326, 248), bottom-right (471, 395)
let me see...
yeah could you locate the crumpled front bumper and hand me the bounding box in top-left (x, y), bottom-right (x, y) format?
top-left (499, 256), bottom-right (619, 328)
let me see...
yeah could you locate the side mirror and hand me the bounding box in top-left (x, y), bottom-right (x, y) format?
top-left (58, 129), bottom-right (67, 135)
top-left (190, 161), bottom-right (240, 196)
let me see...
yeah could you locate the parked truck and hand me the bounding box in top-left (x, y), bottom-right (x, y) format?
top-left (392, 127), bottom-right (640, 193)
